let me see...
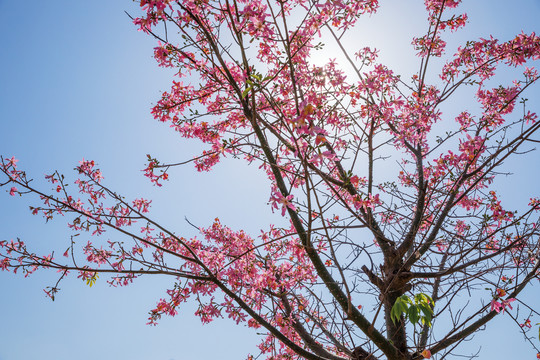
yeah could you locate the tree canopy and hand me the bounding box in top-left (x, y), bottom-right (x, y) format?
top-left (1, 1), bottom-right (540, 359)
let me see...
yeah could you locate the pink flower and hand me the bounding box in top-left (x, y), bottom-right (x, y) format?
top-left (421, 349), bottom-right (432, 359)
top-left (0, 258), bottom-right (10, 271)
top-left (9, 187), bottom-right (17, 196)
top-left (6, 156), bottom-right (18, 167)
top-left (490, 298), bottom-right (515, 313)
top-left (269, 190), bottom-right (297, 216)
top-left (490, 300), bottom-right (503, 313)
top-left (501, 298), bottom-right (515, 311)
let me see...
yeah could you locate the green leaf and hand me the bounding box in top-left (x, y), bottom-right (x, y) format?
top-left (85, 273), bottom-right (99, 287)
top-left (419, 304), bottom-right (433, 318)
top-left (414, 293), bottom-right (433, 306)
top-left (421, 316), bottom-right (432, 327)
top-left (391, 298), bottom-right (406, 324)
top-left (392, 293), bottom-right (435, 327)
top-left (390, 305), bottom-right (400, 324)
top-left (391, 296), bottom-right (411, 324)
top-left (250, 73), bottom-right (262, 81)
top-left (408, 305), bottom-right (419, 324)
top-left (400, 295), bottom-right (412, 305)
top-left (241, 87), bottom-right (252, 99)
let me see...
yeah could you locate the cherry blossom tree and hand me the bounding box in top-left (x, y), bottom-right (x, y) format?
top-left (1, 1), bottom-right (540, 359)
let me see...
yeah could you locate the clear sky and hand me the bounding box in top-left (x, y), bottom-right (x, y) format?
top-left (0, 1), bottom-right (539, 360)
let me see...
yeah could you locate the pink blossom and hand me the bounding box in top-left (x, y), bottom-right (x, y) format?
top-left (5, 156), bottom-right (18, 168)
top-left (490, 298), bottom-right (515, 313)
top-left (269, 190), bottom-right (297, 216)
top-left (490, 300), bottom-right (503, 313)
top-left (0, 258), bottom-right (9, 271)
top-left (501, 298), bottom-right (516, 312)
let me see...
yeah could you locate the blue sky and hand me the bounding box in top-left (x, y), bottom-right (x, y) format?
top-left (0, 1), bottom-right (539, 359)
